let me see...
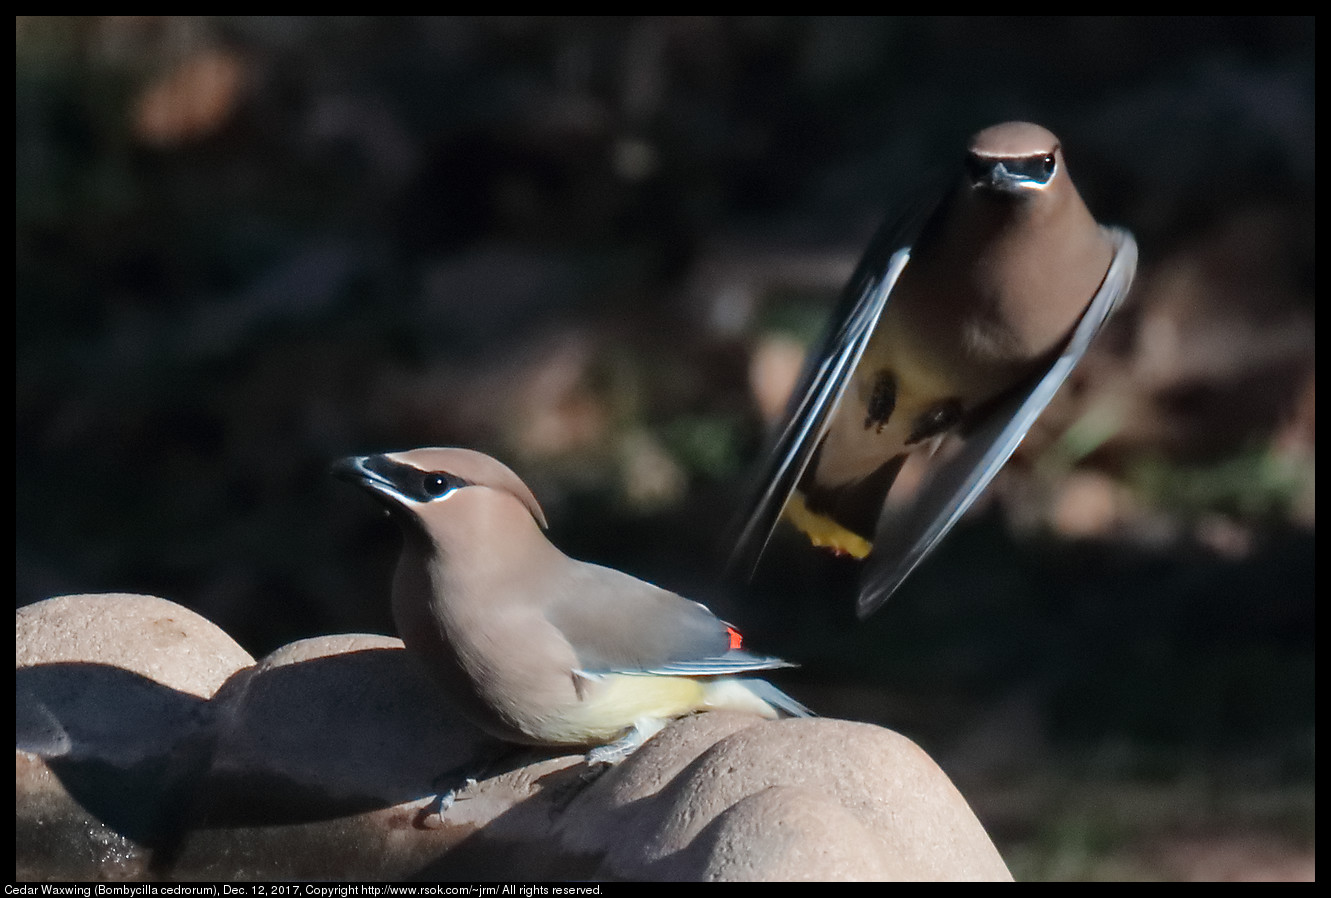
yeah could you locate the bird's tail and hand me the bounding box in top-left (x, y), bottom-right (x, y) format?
top-left (731, 677), bottom-right (815, 718)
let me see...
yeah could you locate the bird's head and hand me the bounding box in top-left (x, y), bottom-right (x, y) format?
top-left (964, 121), bottom-right (1067, 197)
top-left (334, 448), bottom-right (549, 535)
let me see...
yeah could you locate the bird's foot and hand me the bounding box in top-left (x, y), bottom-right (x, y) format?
top-left (564, 739), bottom-right (638, 803)
top-left (415, 772), bottom-right (481, 828)
top-left (584, 741), bottom-right (634, 768)
top-left (582, 717), bottom-right (667, 775)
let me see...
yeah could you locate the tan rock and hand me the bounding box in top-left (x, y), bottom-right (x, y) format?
top-left (566, 714), bottom-right (1011, 881)
top-left (16, 593), bottom-right (254, 699)
top-left (17, 602), bottom-right (1011, 881)
top-left (16, 593), bottom-right (255, 881)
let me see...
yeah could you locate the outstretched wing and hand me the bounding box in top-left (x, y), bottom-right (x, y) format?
top-left (856, 227), bottom-right (1138, 617)
top-left (727, 173), bottom-right (953, 582)
top-left (728, 243), bottom-right (910, 580)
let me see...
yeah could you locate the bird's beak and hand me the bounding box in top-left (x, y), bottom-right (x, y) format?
top-left (979, 160), bottom-right (1021, 190)
top-left (332, 454), bottom-right (372, 484)
top-left (333, 454), bottom-right (404, 508)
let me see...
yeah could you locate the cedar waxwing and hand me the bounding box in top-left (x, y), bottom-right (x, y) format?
top-left (732, 122), bottom-right (1138, 618)
top-left (336, 448), bottom-right (810, 764)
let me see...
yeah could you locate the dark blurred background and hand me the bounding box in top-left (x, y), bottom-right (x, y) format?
top-left (16, 17), bottom-right (1314, 880)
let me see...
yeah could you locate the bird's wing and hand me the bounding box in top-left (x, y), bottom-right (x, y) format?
top-left (545, 561), bottom-right (789, 676)
top-left (727, 172), bottom-right (954, 581)
top-left (614, 650), bottom-right (795, 678)
top-left (728, 244), bottom-right (911, 580)
top-left (857, 227), bottom-right (1138, 617)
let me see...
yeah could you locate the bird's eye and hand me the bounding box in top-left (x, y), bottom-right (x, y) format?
top-left (1043, 153), bottom-right (1056, 175)
top-left (422, 473), bottom-right (454, 498)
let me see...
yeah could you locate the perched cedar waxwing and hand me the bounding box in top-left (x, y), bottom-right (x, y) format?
top-left (336, 448), bottom-right (810, 764)
top-left (732, 122), bottom-right (1137, 618)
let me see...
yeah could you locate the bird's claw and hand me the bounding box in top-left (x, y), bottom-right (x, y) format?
top-left (417, 776), bottom-right (479, 828)
top-left (585, 743), bottom-right (631, 767)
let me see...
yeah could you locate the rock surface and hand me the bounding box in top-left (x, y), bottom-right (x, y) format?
top-left (16, 593), bottom-right (255, 880)
top-left (16, 593), bottom-right (1011, 881)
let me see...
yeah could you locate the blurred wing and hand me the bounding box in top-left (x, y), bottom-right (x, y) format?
top-left (728, 246), bottom-right (910, 579)
top-left (857, 228), bottom-right (1138, 618)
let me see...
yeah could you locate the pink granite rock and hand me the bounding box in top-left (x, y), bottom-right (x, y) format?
top-left (16, 593), bottom-right (254, 881)
top-left (17, 595), bottom-right (1012, 881)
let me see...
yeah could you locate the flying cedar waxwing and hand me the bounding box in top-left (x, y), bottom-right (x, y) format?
top-left (732, 122), bottom-right (1138, 618)
top-left (335, 448), bottom-right (810, 765)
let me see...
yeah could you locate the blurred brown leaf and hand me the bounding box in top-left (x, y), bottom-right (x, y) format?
top-left (133, 48), bottom-right (247, 147)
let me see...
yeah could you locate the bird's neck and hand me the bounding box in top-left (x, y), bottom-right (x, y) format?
top-left (390, 496), bottom-right (563, 704)
top-left (410, 493), bottom-right (565, 625)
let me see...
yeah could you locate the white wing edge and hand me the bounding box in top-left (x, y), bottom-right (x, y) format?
top-left (728, 249), bottom-right (911, 580)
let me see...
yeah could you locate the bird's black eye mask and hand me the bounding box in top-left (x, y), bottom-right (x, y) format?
top-left (361, 455), bottom-right (473, 503)
top-left (965, 149), bottom-right (1059, 188)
